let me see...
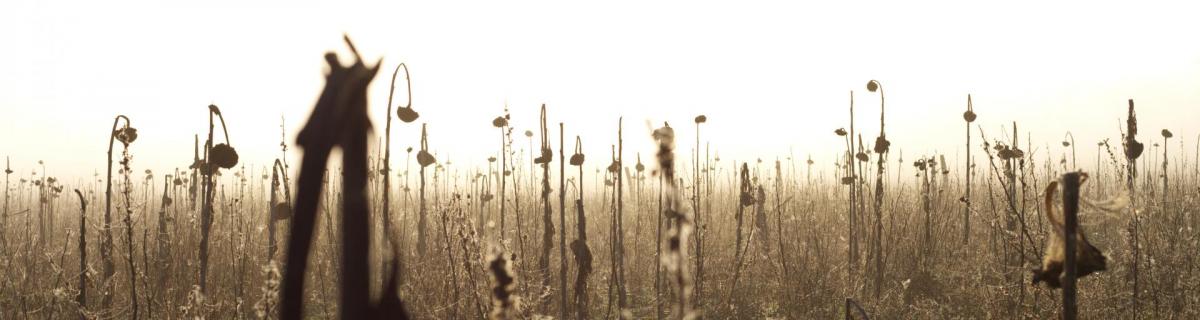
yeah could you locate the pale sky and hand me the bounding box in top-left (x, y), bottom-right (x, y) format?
top-left (2, 0), bottom-right (1198, 181)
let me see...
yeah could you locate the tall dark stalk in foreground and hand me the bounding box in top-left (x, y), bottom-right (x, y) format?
top-left (692, 114), bottom-right (706, 301)
top-left (569, 136), bottom-right (592, 320)
top-left (280, 36), bottom-right (407, 319)
top-left (1124, 99), bottom-right (1143, 316)
top-left (75, 189), bottom-right (86, 319)
top-left (104, 115), bottom-right (134, 310)
top-left (268, 159), bottom-right (292, 261)
top-left (1161, 129), bottom-right (1172, 208)
top-left (156, 174), bottom-right (174, 298)
top-left (200, 104), bottom-right (237, 295)
top-left (963, 95), bottom-right (976, 244)
top-left (416, 124), bottom-right (434, 256)
top-left (534, 104), bottom-right (554, 295)
top-left (383, 62), bottom-right (413, 239)
top-left (652, 123), bottom-right (694, 319)
top-left (3, 157), bottom-right (10, 256)
top-left (866, 79), bottom-right (889, 300)
top-left (117, 126), bottom-right (140, 319)
top-left (494, 109), bottom-right (510, 239)
top-left (1061, 172), bottom-right (1084, 320)
top-left (847, 91), bottom-right (858, 271)
top-left (558, 122), bottom-right (567, 319)
top-left (615, 118), bottom-right (628, 311)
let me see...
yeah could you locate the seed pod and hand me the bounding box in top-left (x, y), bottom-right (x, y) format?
top-left (1062, 141), bottom-right (1071, 147)
top-left (835, 128), bottom-right (847, 136)
top-left (272, 202), bottom-right (293, 221)
top-left (840, 176), bottom-right (854, 185)
top-left (694, 115), bottom-right (707, 124)
top-left (570, 153), bottom-right (584, 166)
top-left (397, 106), bottom-right (419, 123)
top-left (1162, 129), bottom-right (1173, 138)
top-left (963, 110), bottom-right (977, 122)
top-left (209, 143), bottom-right (239, 169)
top-left (488, 156), bottom-right (496, 163)
top-left (417, 150), bottom-right (436, 167)
top-left (607, 161), bottom-right (620, 173)
top-left (856, 152), bottom-right (869, 162)
top-left (524, 130), bottom-right (533, 138)
top-left (492, 116), bottom-right (508, 128)
top-left (866, 80), bottom-right (880, 92)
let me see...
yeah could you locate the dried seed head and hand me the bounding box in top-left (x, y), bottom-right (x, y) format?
top-left (607, 160), bottom-right (620, 173)
top-left (1162, 129), bottom-right (1173, 138)
top-left (873, 136), bottom-right (890, 154)
top-left (855, 152), bottom-right (869, 162)
top-left (488, 156), bottom-right (496, 163)
top-left (417, 150), bottom-right (436, 167)
top-left (840, 176), bottom-right (854, 185)
top-left (570, 153), bottom-right (584, 166)
top-left (209, 143), bottom-right (240, 169)
top-left (835, 128), bottom-right (847, 136)
top-left (1062, 141), bottom-right (1071, 147)
top-left (174, 177), bottom-right (183, 186)
top-left (694, 115), bottom-right (707, 124)
top-left (524, 130), bottom-right (533, 138)
top-left (963, 110), bottom-right (977, 122)
top-left (492, 116), bottom-right (508, 128)
top-left (533, 149), bottom-right (553, 164)
top-left (115, 127), bottom-right (139, 145)
top-left (866, 80), bottom-right (880, 92)
top-left (397, 106), bottom-right (419, 123)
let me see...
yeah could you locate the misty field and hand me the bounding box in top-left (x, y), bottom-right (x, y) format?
top-left (2, 40), bottom-right (1199, 320)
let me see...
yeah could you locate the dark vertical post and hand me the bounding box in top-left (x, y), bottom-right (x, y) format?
top-left (1061, 172), bottom-right (1083, 320)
